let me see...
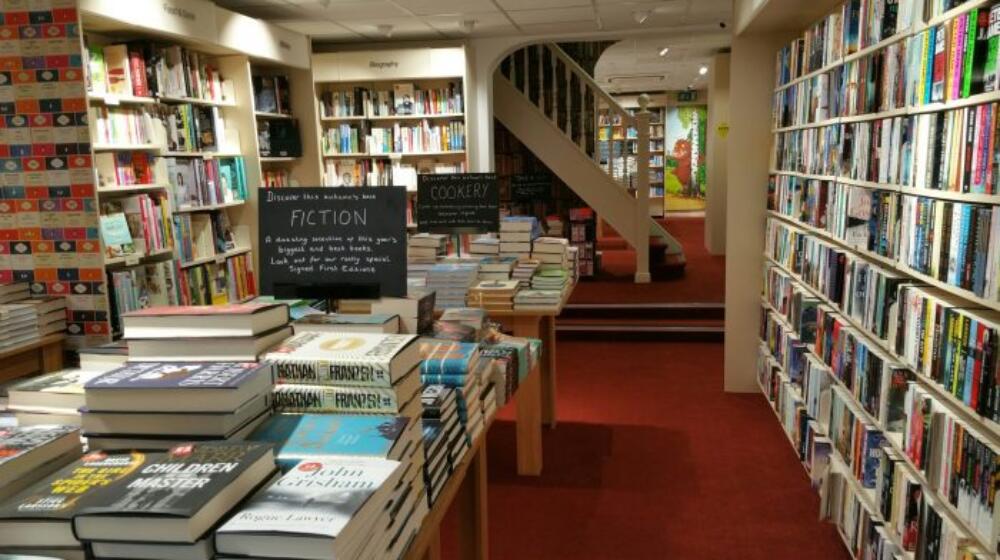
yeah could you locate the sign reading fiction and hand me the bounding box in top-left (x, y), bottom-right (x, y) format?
top-left (259, 187), bottom-right (407, 298)
top-left (511, 173), bottom-right (551, 201)
top-left (417, 173), bottom-right (499, 233)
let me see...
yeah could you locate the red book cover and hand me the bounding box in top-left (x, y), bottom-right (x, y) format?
top-left (132, 152), bottom-right (153, 184)
top-left (127, 48), bottom-right (148, 97)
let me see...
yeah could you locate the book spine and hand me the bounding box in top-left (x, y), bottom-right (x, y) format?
top-left (269, 358), bottom-right (394, 387)
top-left (272, 384), bottom-right (399, 413)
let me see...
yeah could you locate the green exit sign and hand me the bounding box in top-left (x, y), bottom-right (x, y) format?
top-left (678, 90), bottom-right (698, 102)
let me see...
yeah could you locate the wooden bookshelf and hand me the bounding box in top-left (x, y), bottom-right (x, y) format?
top-left (596, 99), bottom-right (666, 217)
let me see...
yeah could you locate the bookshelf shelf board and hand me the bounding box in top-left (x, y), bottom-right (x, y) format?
top-left (160, 151), bottom-right (243, 158)
top-left (87, 92), bottom-right (157, 105)
top-left (259, 156), bottom-right (298, 162)
top-left (769, 170), bottom-right (1000, 205)
top-left (96, 184), bottom-right (169, 196)
top-left (320, 115), bottom-right (366, 122)
top-left (370, 150), bottom-right (466, 158)
top-left (92, 143), bottom-right (162, 152)
top-left (254, 111), bottom-right (294, 120)
top-left (367, 112), bottom-right (465, 121)
top-left (174, 200), bottom-right (246, 213)
top-left (104, 247), bottom-right (174, 268)
top-left (766, 210), bottom-right (899, 269)
top-left (910, 90), bottom-right (1000, 115)
top-left (179, 246), bottom-right (252, 269)
top-left (155, 95), bottom-right (236, 108)
top-left (921, 0), bottom-right (993, 32)
top-left (323, 152), bottom-right (369, 158)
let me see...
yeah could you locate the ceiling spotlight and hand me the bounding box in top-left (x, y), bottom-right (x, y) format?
top-left (377, 24), bottom-right (393, 37)
top-left (632, 10), bottom-right (649, 24)
top-left (699, 65), bottom-right (708, 75)
top-left (460, 19), bottom-right (476, 34)
top-left (658, 47), bottom-right (669, 56)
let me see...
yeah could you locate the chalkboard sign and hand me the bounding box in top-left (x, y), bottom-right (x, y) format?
top-left (417, 173), bottom-right (499, 233)
top-left (511, 173), bottom-right (551, 201)
top-left (259, 187), bottom-right (407, 298)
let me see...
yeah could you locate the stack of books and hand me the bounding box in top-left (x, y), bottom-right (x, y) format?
top-left (408, 233), bottom-right (447, 264)
top-left (499, 216), bottom-right (540, 259)
top-left (80, 361), bottom-right (274, 450)
top-left (0, 282), bottom-right (29, 304)
top-left (531, 268), bottom-right (570, 292)
top-left (435, 308), bottom-right (487, 341)
top-left (20, 296), bottom-right (68, 337)
top-left (77, 340), bottom-right (129, 371)
top-left (340, 289), bottom-right (436, 335)
top-left (0, 303), bottom-right (39, 352)
top-left (514, 289), bottom-right (564, 311)
top-left (120, 303), bottom-right (293, 362)
top-left (469, 235), bottom-right (499, 257)
top-left (422, 384), bottom-right (467, 486)
top-left (512, 259), bottom-right (541, 288)
top-left (476, 255), bottom-right (516, 281)
top-left (426, 263), bottom-right (479, 310)
top-left (467, 280), bottom-right (519, 312)
top-left (481, 344), bottom-right (520, 406)
top-left (421, 419), bottom-right (450, 506)
top-left (292, 313), bottom-right (400, 334)
top-left (5, 368), bottom-right (111, 426)
top-left (532, 237), bottom-right (570, 271)
top-left (480, 382), bottom-right (498, 423)
top-left (567, 245), bottom-right (581, 283)
top-left (0, 442), bottom-right (276, 560)
top-left (545, 214), bottom-right (564, 236)
top-left (0, 424), bottom-right (81, 503)
top-left (216, 458), bottom-right (416, 559)
top-left (419, 340), bottom-right (485, 446)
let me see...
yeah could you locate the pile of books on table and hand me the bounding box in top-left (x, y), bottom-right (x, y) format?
top-left (467, 280), bottom-right (519, 312)
top-left (339, 289), bottom-right (436, 335)
top-left (293, 312), bottom-right (401, 334)
top-left (434, 308), bottom-right (487, 342)
top-left (514, 289), bottom-right (564, 312)
top-left (0, 284), bottom-right (68, 350)
top-left (469, 235), bottom-right (499, 258)
top-left (421, 384), bottom-right (462, 506)
top-left (531, 236), bottom-right (570, 271)
top-left (531, 268), bottom-right (570, 292)
top-left (4, 368), bottom-right (111, 427)
top-left (0, 424), bottom-right (81, 505)
top-left (567, 245), bottom-right (581, 283)
top-left (408, 233), bottom-right (447, 264)
top-left (0, 282), bottom-right (29, 304)
top-left (419, 340), bottom-right (485, 446)
top-left (0, 441), bottom-right (275, 560)
top-left (0, 303), bottom-right (39, 353)
top-left (426, 263), bottom-right (479, 310)
top-left (512, 259), bottom-right (540, 288)
top-left (545, 214), bottom-right (564, 237)
top-left (499, 216), bottom-right (539, 260)
top-left (481, 343), bottom-right (520, 407)
top-left (476, 255), bottom-right (515, 281)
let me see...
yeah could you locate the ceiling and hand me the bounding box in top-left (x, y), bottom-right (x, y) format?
top-left (213, 0), bottom-right (733, 42)
top-left (595, 34), bottom-right (729, 94)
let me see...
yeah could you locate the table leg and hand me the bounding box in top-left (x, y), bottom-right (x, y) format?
top-left (510, 316), bottom-right (543, 476)
top-left (40, 341), bottom-right (63, 373)
top-left (540, 315), bottom-right (557, 428)
top-left (456, 443), bottom-right (489, 560)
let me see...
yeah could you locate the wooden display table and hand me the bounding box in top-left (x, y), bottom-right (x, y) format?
top-left (486, 284), bottom-right (573, 476)
top-left (0, 334), bottom-right (65, 383)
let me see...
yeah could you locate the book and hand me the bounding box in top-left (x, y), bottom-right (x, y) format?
top-left (249, 414), bottom-right (412, 470)
top-left (7, 368), bottom-right (107, 414)
top-left (215, 458), bottom-right (402, 560)
top-left (0, 451), bottom-right (149, 548)
top-left (84, 362), bottom-right (273, 413)
top-left (291, 313), bottom-right (400, 334)
top-left (73, 442), bottom-right (276, 543)
top-left (393, 83), bottom-right (415, 115)
top-left (271, 370), bottom-right (421, 414)
top-left (0, 426), bottom-right (80, 495)
top-left (126, 325), bottom-right (293, 362)
top-left (263, 332), bottom-right (420, 387)
top-left (419, 341), bottom-right (480, 376)
top-left (103, 44), bottom-right (131, 96)
top-left (81, 393), bottom-right (270, 437)
top-left (121, 303), bottom-right (289, 339)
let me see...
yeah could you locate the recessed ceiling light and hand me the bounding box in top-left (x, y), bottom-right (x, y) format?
top-left (632, 11), bottom-right (649, 24)
top-left (658, 47), bottom-right (670, 56)
top-left (460, 19), bottom-right (476, 34)
top-left (699, 65), bottom-right (708, 75)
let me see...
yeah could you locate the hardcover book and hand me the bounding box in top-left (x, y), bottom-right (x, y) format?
top-left (250, 414), bottom-right (410, 470)
top-left (264, 332), bottom-right (419, 387)
top-left (85, 362), bottom-right (273, 413)
top-left (7, 368), bottom-right (108, 413)
top-left (0, 425), bottom-right (80, 487)
top-left (121, 303), bottom-right (289, 339)
top-left (73, 442), bottom-right (276, 543)
top-left (419, 341), bottom-right (480, 376)
top-left (272, 383), bottom-right (408, 414)
top-left (291, 313), bottom-right (400, 335)
top-left (215, 458), bottom-right (402, 560)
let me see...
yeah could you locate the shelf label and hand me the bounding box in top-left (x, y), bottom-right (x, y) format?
top-left (417, 173), bottom-right (499, 234)
top-left (104, 95), bottom-right (120, 106)
top-left (125, 255), bottom-right (139, 266)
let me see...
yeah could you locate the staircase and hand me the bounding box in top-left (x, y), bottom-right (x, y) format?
top-left (493, 43), bottom-right (686, 283)
top-left (555, 303), bottom-right (724, 342)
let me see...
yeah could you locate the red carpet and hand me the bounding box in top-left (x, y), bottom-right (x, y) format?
top-left (441, 340), bottom-right (850, 559)
top-left (569, 216), bottom-right (725, 304)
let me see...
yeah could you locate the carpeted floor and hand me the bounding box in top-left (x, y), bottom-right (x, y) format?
top-left (569, 216), bottom-right (725, 304)
top-left (441, 340), bottom-right (850, 559)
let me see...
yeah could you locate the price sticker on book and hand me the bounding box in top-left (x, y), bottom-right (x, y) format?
top-left (125, 255), bottom-right (139, 266)
top-left (104, 95), bottom-right (120, 106)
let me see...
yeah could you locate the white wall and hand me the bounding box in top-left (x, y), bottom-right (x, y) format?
top-left (705, 52), bottom-right (729, 255)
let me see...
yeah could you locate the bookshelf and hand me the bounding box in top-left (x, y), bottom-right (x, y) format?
top-left (596, 101), bottom-right (666, 217)
top-left (72, 0), bottom-right (312, 339)
top-left (758, 0), bottom-right (1000, 557)
top-left (311, 47), bottom-right (469, 228)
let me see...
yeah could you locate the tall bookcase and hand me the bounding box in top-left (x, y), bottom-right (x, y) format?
top-left (311, 47), bottom-right (469, 228)
top-left (596, 100), bottom-right (666, 217)
top-left (73, 0), bottom-right (311, 340)
top-left (758, 0), bottom-right (1000, 558)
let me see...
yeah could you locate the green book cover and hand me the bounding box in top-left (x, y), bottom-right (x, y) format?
top-left (985, 5), bottom-right (1000, 93)
top-left (962, 9), bottom-right (978, 98)
top-left (87, 45), bottom-right (106, 94)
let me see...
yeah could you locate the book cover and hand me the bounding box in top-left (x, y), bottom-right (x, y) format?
top-left (75, 443), bottom-right (272, 518)
top-left (216, 458), bottom-right (400, 539)
top-left (271, 384), bottom-right (400, 414)
top-left (87, 44), bottom-right (107, 94)
top-left (393, 83), bottom-right (415, 115)
top-left (0, 426), bottom-right (78, 468)
top-left (419, 341), bottom-right (478, 376)
top-left (250, 414), bottom-right (408, 470)
top-left (986, 5), bottom-right (1000, 93)
top-left (123, 303), bottom-right (280, 318)
top-left (103, 44), bottom-right (131, 96)
top-left (264, 332), bottom-right (418, 387)
top-left (86, 362), bottom-right (271, 391)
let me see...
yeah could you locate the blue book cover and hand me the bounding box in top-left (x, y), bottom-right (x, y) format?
top-left (85, 362), bottom-right (269, 390)
top-left (925, 27), bottom-right (936, 105)
top-left (419, 341), bottom-right (478, 376)
top-left (964, 318), bottom-right (978, 405)
top-left (420, 373), bottom-right (469, 386)
top-left (250, 413), bottom-right (409, 471)
top-left (862, 429), bottom-right (884, 489)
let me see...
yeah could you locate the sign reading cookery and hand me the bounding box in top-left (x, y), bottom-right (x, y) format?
top-left (417, 173), bottom-right (499, 233)
top-left (511, 173), bottom-right (551, 201)
top-left (259, 187), bottom-right (407, 298)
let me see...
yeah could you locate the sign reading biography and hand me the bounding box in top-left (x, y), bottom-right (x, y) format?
top-left (416, 173), bottom-right (499, 233)
top-left (511, 173), bottom-right (551, 201)
top-left (259, 187), bottom-right (407, 298)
